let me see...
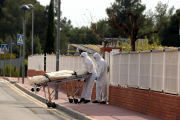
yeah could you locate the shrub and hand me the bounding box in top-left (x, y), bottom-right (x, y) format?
top-left (2, 64), bottom-right (21, 77)
top-left (117, 36), bottom-right (176, 52)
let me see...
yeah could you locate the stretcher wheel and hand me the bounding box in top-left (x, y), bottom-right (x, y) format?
top-left (36, 88), bottom-right (40, 92)
top-left (47, 102), bottom-right (51, 108)
top-left (69, 99), bottom-right (73, 103)
top-left (51, 102), bottom-right (56, 108)
top-left (74, 99), bottom-right (78, 104)
top-left (31, 88), bottom-right (34, 92)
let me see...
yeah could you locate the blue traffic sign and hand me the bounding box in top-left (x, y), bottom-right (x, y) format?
top-left (17, 34), bottom-right (23, 45)
top-left (1, 44), bottom-right (9, 52)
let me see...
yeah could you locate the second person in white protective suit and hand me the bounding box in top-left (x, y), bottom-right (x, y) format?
top-left (92, 52), bottom-right (107, 104)
top-left (78, 52), bottom-right (97, 103)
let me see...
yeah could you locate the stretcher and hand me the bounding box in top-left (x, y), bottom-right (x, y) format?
top-left (31, 72), bottom-right (92, 108)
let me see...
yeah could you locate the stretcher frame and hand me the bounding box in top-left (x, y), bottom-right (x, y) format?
top-left (31, 73), bottom-right (92, 108)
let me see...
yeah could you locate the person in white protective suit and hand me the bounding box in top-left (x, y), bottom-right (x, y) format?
top-left (92, 52), bottom-right (107, 104)
top-left (78, 52), bottom-right (97, 103)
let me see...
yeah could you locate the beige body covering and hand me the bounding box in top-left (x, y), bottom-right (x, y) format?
top-left (28, 69), bottom-right (88, 85)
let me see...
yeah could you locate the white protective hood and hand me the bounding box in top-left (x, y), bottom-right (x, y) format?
top-left (80, 52), bottom-right (95, 73)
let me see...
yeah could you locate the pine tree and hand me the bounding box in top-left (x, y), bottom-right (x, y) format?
top-left (44, 0), bottom-right (55, 54)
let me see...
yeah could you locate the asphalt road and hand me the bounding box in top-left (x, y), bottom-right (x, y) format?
top-left (0, 79), bottom-right (76, 120)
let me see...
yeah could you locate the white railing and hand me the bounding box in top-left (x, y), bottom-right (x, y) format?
top-left (28, 50), bottom-right (180, 94)
top-left (110, 49), bottom-right (180, 94)
top-left (46, 54), bottom-right (56, 73)
top-left (59, 55), bottom-right (83, 71)
top-left (28, 54), bottom-right (44, 71)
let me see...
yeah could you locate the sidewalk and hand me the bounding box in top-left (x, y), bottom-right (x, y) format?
top-left (3, 76), bottom-right (163, 120)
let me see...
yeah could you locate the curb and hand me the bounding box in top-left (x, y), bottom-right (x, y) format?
top-left (4, 77), bottom-right (96, 120)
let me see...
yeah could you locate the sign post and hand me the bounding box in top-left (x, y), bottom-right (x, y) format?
top-left (7, 39), bottom-right (15, 77)
top-left (1, 44), bottom-right (9, 78)
top-left (17, 34), bottom-right (23, 81)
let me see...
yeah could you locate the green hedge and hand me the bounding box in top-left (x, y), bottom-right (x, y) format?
top-left (1, 59), bottom-right (28, 77)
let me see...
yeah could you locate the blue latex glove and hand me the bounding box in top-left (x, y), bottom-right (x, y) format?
top-left (95, 76), bottom-right (97, 80)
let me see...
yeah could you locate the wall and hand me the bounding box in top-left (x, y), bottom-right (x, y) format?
top-left (27, 69), bottom-right (46, 77)
top-left (28, 50), bottom-right (180, 119)
top-left (109, 85), bottom-right (180, 120)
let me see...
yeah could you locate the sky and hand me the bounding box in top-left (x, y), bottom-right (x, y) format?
top-left (37, 0), bottom-right (180, 28)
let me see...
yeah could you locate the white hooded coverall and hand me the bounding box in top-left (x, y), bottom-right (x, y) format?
top-left (80, 52), bottom-right (97, 100)
top-left (93, 52), bottom-right (107, 102)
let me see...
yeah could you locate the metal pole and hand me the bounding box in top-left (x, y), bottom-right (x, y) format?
top-left (56, 0), bottom-right (60, 71)
top-left (32, 8), bottom-right (34, 55)
top-left (18, 45), bottom-right (21, 81)
top-left (55, 0), bottom-right (61, 99)
top-left (22, 10), bottom-right (26, 84)
top-left (59, 0), bottom-right (61, 54)
top-left (10, 39), bottom-right (12, 77)
top-left (0, 52), bottom-right (2, 74)
top-left (3, 52), bottom-right (5, 78)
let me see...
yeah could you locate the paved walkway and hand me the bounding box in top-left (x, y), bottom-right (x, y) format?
top-left (2, 76), bottom-right (163, 120)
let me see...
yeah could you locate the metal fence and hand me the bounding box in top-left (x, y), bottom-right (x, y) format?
top-left (0, 57), bottom-right (23, 70)
top-left (110, 49), bottom-right (180, 94)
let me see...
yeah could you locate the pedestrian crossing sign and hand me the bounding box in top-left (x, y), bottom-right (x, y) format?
top-left (1, 44), bottom-right (9, 52)
top-left (17, 34), bottom-right (23, 45)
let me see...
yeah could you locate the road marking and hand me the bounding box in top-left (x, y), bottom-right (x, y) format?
top-left (0, 79), bottom-right (71, 120)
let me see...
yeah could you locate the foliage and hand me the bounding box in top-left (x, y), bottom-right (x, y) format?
top-left (0, 0), bottom-right (180, 57)
top-left (106, 0), bottom-right (174, 51)
top-left (26, 3), bottom-right (48, 50)
top-left (1, 64), bottom-right (19, 77)
top-left (0, 0), bottom-right (47, 57)
top-left (0, 0), bottom-right (44, 39)
top-left (26, 34), bottom-right (43, 57)
top-left (44, 0), bottom-right (55, 54)
top-left (1, 59), bottom-right (27, 77)
top-left (68, 18), bottom-right (110, 50)
top-left (106, 0), bottom-right (146, 38)
top-left (118, 36), bottom-right (164, 52)
top-left (158, 9), bottom-right (180, 46)
top-left (25, 59), bottom-right (28, 76)
top-left (1, 52), bottom-right (16, 60)
top-left (59, 17), bottom-right (73, 54)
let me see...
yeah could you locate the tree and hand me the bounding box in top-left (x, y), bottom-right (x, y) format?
top-left (44, 0), bottom-right (55, 54)
top-left (26, 34), bottom-right (43, 57)
top-left (1, 52), bottom-right (16, 60)
top-left (78, 17), bottom-right (111, 47)
top-left (106, 0), bottom-right (146, 38)
top-left (148, 2), bottom-right (175, 44)
top-left (107, 0), bottom-right (168, 51)
top-left (0, 0), bottom-right (48, 56)
top-left (158, 9), bottom-right (180, 46)
top-left (58, 17), bottom-right (72, 54)
top-left (0, 0), bottom-right (5, 18)
top-left (90, 19), bottom-right (111, 46)
top-left (26, 4), bottom-right (48, 50)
